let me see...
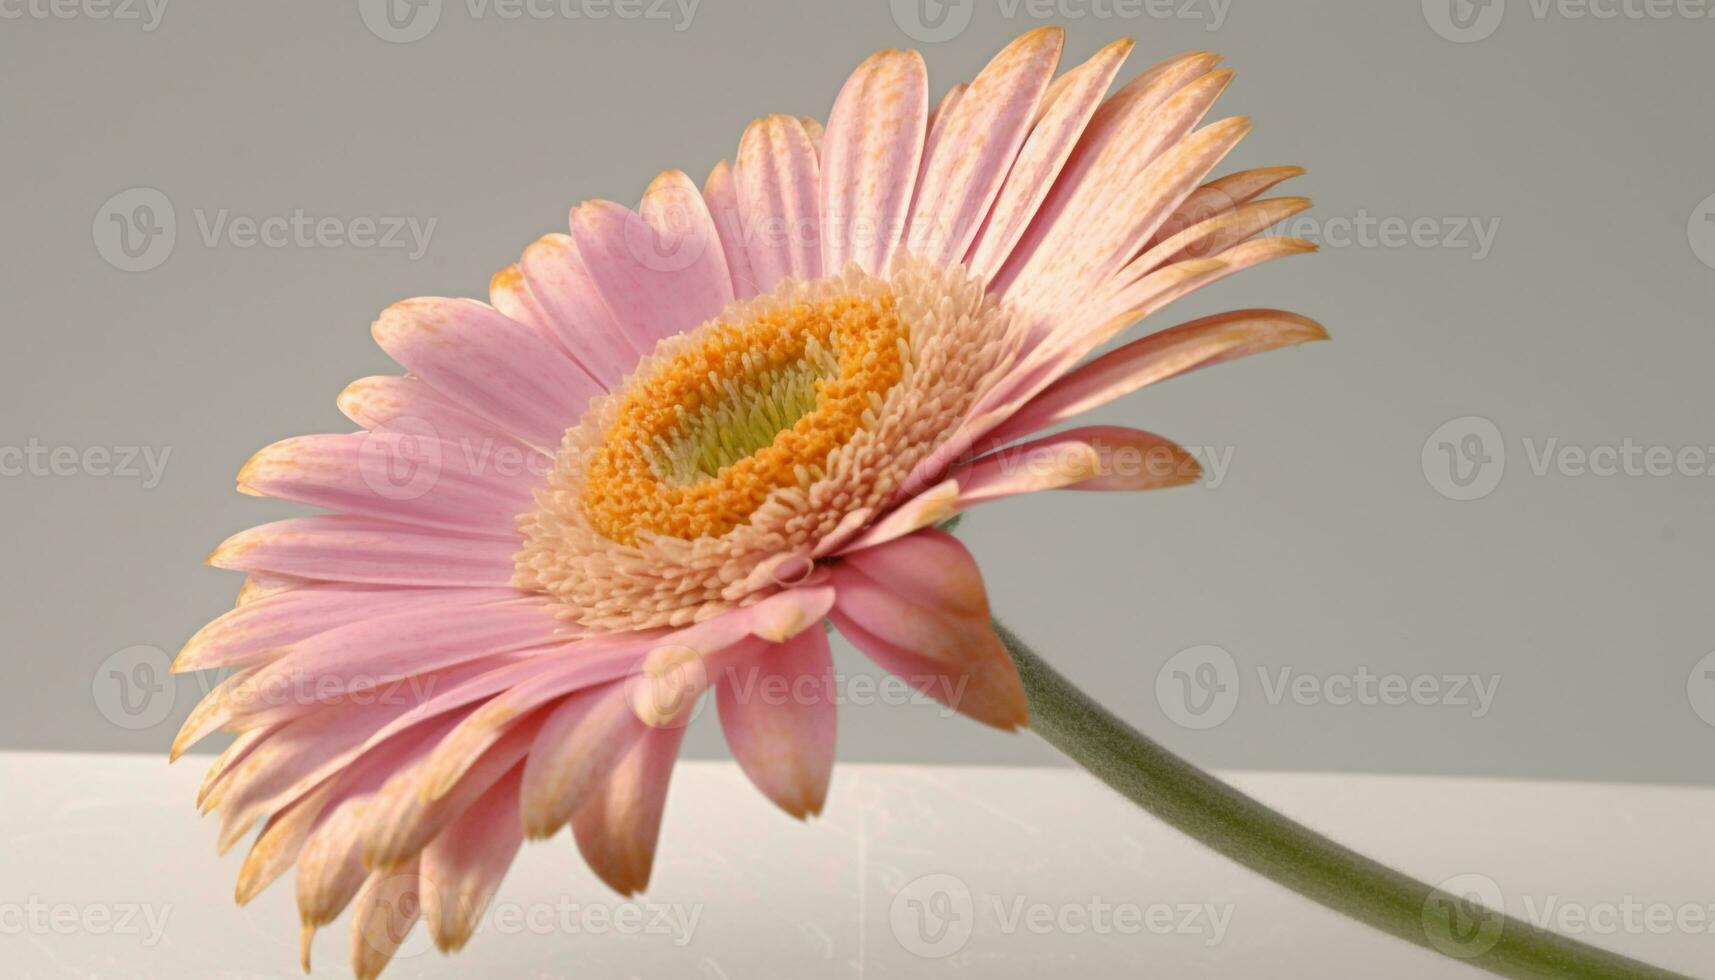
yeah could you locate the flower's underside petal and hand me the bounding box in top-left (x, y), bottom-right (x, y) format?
top-left (716, 628), bottom-right (837, 818)
top-left (734, 115), bottom-right (823, 292)
top-left (906, 27), bottom-right (1062, 266)
top-left (572, 721), bottom-right (687, 896)
top-left (208, 515), bottom-right (519, 587)
top-left (952, 425), bottom-right (1202, 510)
top-left (828, 530), bottom-right (1027, 731)
top-left (836, 478), bottom-right (960, 555)
top-left (819, 48), bottom-right (928, 275)
top-left (703, 160), bottom-right (760, 300)
top-left (519, 683), bottom-right (644, 840)
top-left (518, 232), bottom-right (642, 388)
top-left (983, 309), bottom-right (1329, 447)
top-left (419, 765), bottom-right (524, 953)
top-left (174, 584), bottom-right (515, 675)
top-left (965, 38), bottom-right (1133, 280)
top-left (371, 297), bottom-right (602, 450)
top-left (1133, 195), bottom-right (1312, 274)
top-left (1145, 164), bottom-right (1306, 253)
top-left (236, 433), bottom-right (533, 537)
top-left (349, 856), bottom-right (421, 980)
top-left (568, 177), bottom-right (735, 356)
top-left (297, 792), bottom-right (377, 967)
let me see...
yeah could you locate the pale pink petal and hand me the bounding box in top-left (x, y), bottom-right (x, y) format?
top-left (1146, 164), bottom-right (1306, 252)
top-left (837, 479), bottom-right (960, 554)
top-left (828, 531), bottom-right (1027, 731)
top-left (518, 232), bottom-right (643, 386)
top-left (170, 666), bottom-right (261, 761)
top-left (224, 599), bottom-right (565, 725)
top-left (174, 584), bottom-right (515, 675)
top-left (337, 375), bottom-right (536, 457)
top-left (703, 161), bottom-right (760, 299)
top-left (363, 717), bottom-right (537, 872)
top-left (519, 683), bottom-right (643, 839)
top-left (819, 49), bottom-right (928, 274)
top-left (983, 309), bottom-right (1329, 446)
top-left (349, 859), bottom-right (421, 980)
top-left (569, 187), bottom-right (733, 355)
top-left (955, 426), bottom-right (1202, 507)
top-left (734, 115), bottom-right (822, 290)
top-left (235, 572), bottom-right (310, 606)
top-left (965, 38), bottom-right (1133, 279)
top-left (297, 793), bottom-right (376, 968)
top-left (572, 722), bottom-right (686, 895)
top-left (716, 628), bottom-right (836, 818)
top-left (419, 766), bottom-right (524, 953)
top-left (208, 515), bottom-right (519, 587)
top-left (371, 297), bottom-right (601, 449)
top-left (1134, 195), bottom-right (1311, 271)
top-left (906, 27), bottom-right (1063, 265)
top-left (989, 49), bottom-right (1220, 295)
top-left (236, 433), bottom-right (532, 537)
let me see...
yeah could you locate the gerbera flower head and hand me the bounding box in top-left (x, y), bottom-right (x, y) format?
top-left (174, 27), bottom-right (1323, 977)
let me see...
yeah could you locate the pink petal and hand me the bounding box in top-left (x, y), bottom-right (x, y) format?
top-left (236, 433), bottom-right (532, 537)
top-left (224, 598), bottom-right (564, 724)
top-left (984, 309), bottom-right (1328, 447)
top-left (572, 722), bottom-right (686, 895)
top-left (569, 189), bottom-right (732, 356)
top-left (734, 115), bottom-right (822, 290)
top-left (174, 584), bottom-right (515, 675)
top-left (819, 49), bottom-right (928, 274)
top-left (337, 375), bottom-right (537, 457)
top-left (1146, 164), bottom-right (1306, 252)
top-left (990, 49), bottom-right (1220, 297)
top-left (208, 515), bottom-right (519, 587)
top-left (703, 161), bottom-right (760, 300)
top-left (297, 793), bottom-right (377, 967)
top-left (419, 766), bottom-right (524, 953)
top-left (1131, 195), bottom-right (1312, 274)
top-left (348, 858), bottom-right (422, 980)
top-left (519, 683), bottom-right (644, 839)
top-left (716, 628), bottom-right (836, 818)
top-left (966, 38), bottom-right (1133, 279)
top-left (906, 27), bottom-right (1063, 265)
top-left (518, 232), bottom-right (643, 387)
top-left (371, 297), bottom-right (600, 449)
top-left (828, 531), bottom-right (1027, 731)
top-left (955, 426), bottom-right (1202, 508)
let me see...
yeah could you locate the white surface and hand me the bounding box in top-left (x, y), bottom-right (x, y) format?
top-left (1, 753), bottom-right (1711, 979)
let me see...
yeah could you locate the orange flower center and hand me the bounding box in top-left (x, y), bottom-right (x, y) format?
top-left (579, 291), bottom-right (907, 544)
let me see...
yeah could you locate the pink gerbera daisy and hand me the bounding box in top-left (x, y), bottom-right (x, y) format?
top-left (174, 27), bottom-right (1323, 977)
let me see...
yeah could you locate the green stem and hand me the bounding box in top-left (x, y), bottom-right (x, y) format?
top-left (995, 620), bottom-right (1692, 980)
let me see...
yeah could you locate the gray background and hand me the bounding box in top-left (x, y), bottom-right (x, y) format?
top-left (2, 0), bottom-right (1712, 784)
